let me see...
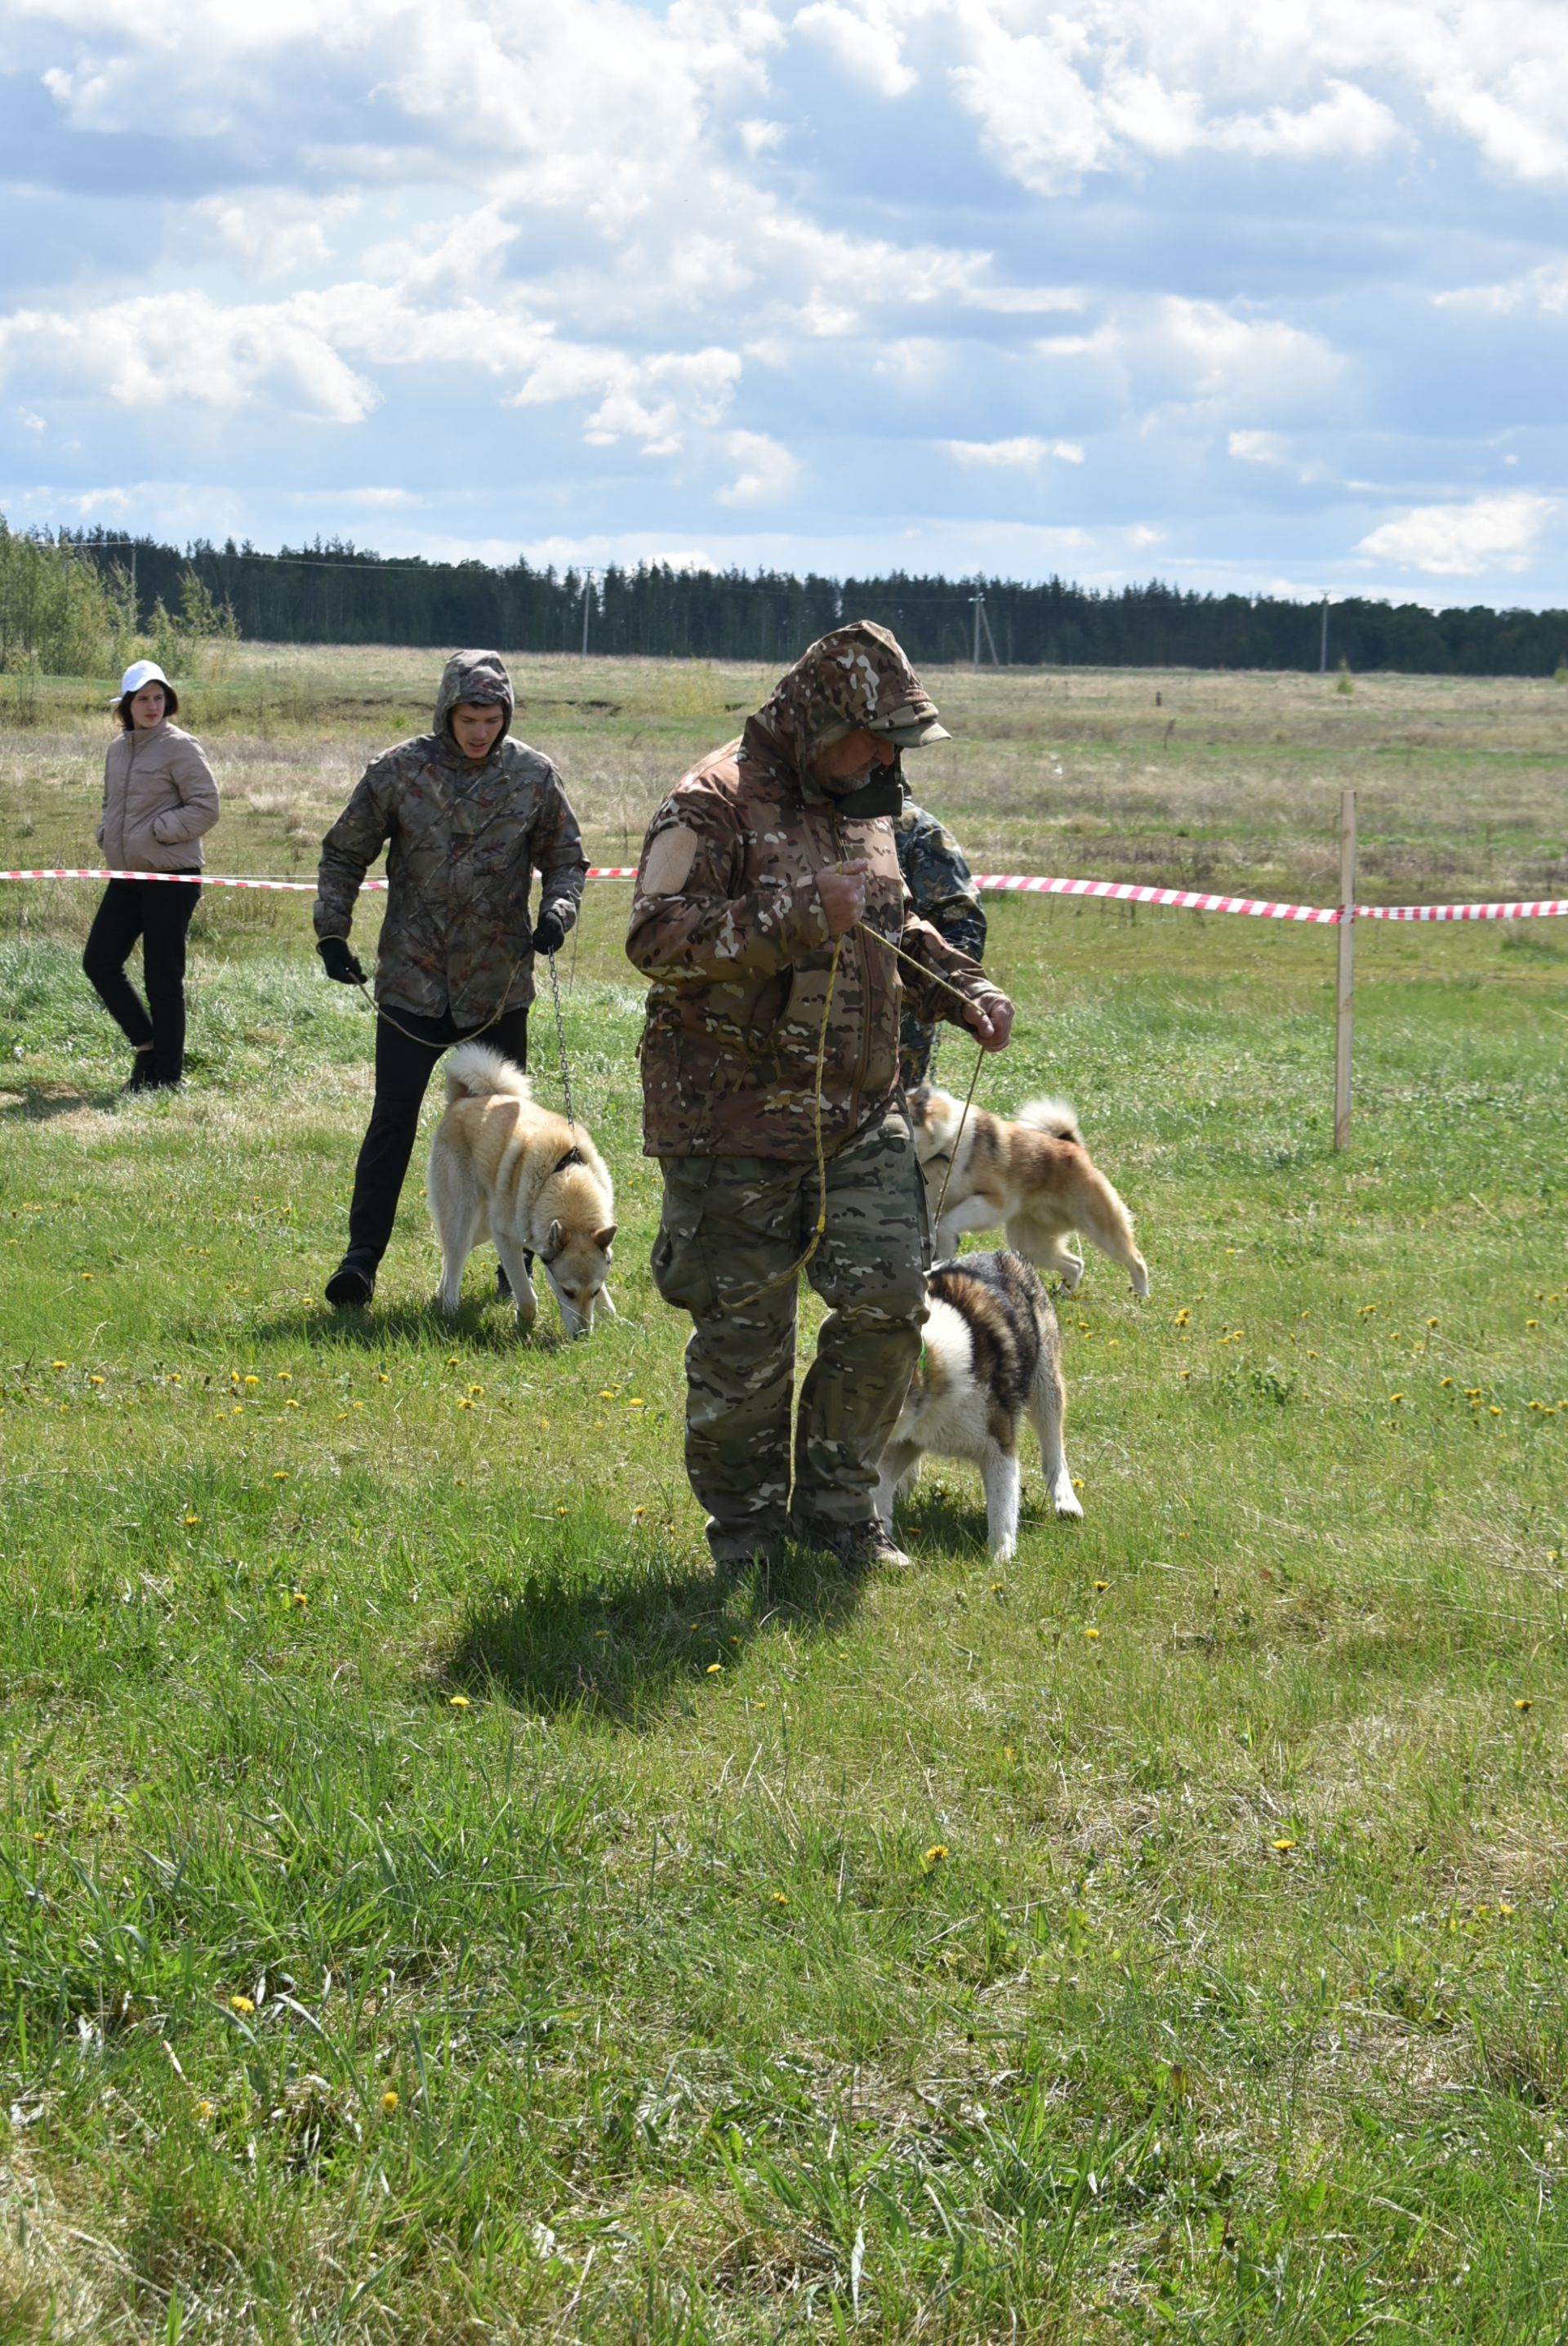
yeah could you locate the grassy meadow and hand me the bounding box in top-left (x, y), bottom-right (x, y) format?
top-left (0, 651), bottom-right (1566, 2342)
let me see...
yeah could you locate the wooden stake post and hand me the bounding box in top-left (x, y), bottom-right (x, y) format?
top-left (1334, 787), bottom-right (1356, 1148)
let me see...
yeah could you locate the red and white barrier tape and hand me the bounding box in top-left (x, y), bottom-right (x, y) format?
top-left (2, 865), bottom-right (1564, 922)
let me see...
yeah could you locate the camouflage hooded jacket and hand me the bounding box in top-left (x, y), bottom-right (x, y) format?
top-left (314, 649), bottom-right (586, 1023)
top-left (626, 622), bottom-right (997, 1159)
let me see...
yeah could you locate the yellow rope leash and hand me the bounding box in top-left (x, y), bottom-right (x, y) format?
top-left (852, 918), bottom-right (989, 1229)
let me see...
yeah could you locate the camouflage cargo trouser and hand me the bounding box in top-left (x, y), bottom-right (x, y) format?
top-left (651, 1108), bottom-right (932, 1564)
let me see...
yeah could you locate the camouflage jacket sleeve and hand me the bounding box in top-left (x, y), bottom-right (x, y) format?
top-left (896, 808), bottom-right (987, 964)
top-left (626, 776), bottom-right (831, 983)
top-left (896, 899), bottom-right (996, 1028)
top-left (314, 754), bottom-right (394, 941)
top-left (532, 766), bottom-right (589, 932)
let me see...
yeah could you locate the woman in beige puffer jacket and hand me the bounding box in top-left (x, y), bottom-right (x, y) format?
top-left (84, 660), bottom-right (220, 1091)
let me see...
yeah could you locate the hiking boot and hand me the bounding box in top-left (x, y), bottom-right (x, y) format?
top-left (324, 1260), bottom-right (376, 1308)
top-left (793, 1517), bottom-right (912, 1572)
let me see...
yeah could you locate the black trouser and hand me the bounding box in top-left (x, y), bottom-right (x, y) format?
top-left (82, 876), bottom-right (201, 1086)
top-left (342, 1002), bottom-right (530, 1273)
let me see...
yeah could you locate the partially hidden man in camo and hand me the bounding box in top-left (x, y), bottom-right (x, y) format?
top-left (314, 648), bottom-right (587, 1308)
top-left (626, 620), bottom-right (1015, 1573)
top-left (893, 797), bottom-right (987, 1089)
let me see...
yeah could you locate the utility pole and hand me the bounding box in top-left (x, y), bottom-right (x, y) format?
top-left (970, 591), bottom-right (983, 670)
top-left (581, 569), bottom-right (592, 657)
top-left (1320, 592), bottom-right (1329, 674)
top-left (1334, 787), bottom-right (1357, 1148)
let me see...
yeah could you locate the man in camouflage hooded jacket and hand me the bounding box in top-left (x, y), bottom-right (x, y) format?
top-left (314, 649), bottom-right (587, 1307)
top-left (627, 620), bottom-right (1013, 1572)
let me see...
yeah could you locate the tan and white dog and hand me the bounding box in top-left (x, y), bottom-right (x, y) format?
top-left (908, 1086), bottom-right (1149, 1296)
top-left (875, 1249), bottom-right (1081, 1562)
top-left (428, 1044), bottom-right (617, 1336)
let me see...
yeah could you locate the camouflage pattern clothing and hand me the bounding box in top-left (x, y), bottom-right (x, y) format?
top-left (314, 649), bottom-right (586, 1024)
top-left (626, 622), bottom-right (996, 1160)
top-left (628, 622), bottom-right (1008, 1561)
top-left (650, 1108), bottom-right (931, 1560)
top-left (893, 798), bottom-right (987, 1089)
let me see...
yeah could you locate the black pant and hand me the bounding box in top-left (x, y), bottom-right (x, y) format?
top-left (82, 876), bottom-right (200, 1086)
top-left (343, 1001), bottom-right (530, 1272)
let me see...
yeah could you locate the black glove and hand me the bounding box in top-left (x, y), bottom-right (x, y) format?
top-left (532, 904), bottom-right (569, 957)
top-left (317, 936), bottom-right (366, 986)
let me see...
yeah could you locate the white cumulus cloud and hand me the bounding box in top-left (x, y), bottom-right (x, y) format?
top-left (1356, 493), bottom-right (1557, 576)
top-left (943, 436), bottom-right (1085, 466)
top-left (717, 430), bottom-right (800, 506)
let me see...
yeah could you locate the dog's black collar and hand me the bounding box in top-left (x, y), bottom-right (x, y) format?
top-left (553, 1144), bottom-right (583, 1174)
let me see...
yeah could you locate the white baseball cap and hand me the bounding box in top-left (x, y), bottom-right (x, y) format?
top-left (119, 659), bottom-right (171, 697)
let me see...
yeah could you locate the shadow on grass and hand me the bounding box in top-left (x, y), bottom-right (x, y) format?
top-left (0, 1080), bottom-right (124, 1121)
top-left (236, 1295), bottom-right (579, 1354)
top-left (443, 1540), bottom-right (868, 1727)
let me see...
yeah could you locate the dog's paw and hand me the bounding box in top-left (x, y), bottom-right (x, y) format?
top-left (1051, 1476), bottom-right (1084, 1520)
top-left (990, 1536), bottom-right (1018, 1565)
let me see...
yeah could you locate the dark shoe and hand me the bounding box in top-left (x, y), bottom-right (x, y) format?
top-left (123, 1050), bottom-right (154, 1095)
top-left (496, 1249), bottom-right (534, 1300)
top-left (793, 1517), bottom-right (912, 1572)
top-left (325, 1261), bottom-right (376, 1308)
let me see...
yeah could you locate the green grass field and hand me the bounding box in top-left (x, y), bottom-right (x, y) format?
top-left (1, 656), bottom-right (1566, 2341)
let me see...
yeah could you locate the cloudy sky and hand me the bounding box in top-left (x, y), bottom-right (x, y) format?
top-left (2, 0), bottom-right (1566, 602)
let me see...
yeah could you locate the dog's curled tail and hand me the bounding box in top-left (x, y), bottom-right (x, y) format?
top-left (443, 1042), bottom-right (532, 1104)
top-left (1014, 1095), bottom-right (1083, 1144)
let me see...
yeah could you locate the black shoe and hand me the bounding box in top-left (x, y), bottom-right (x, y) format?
top-left (325, 1262), bottom-right (376, 1308)
top-left (123, 1051), bottom-right (154, 1095)
top-left (791, 1517), bottom-right (912, 1572)
top-left (497, 1251), bottom-right (534, 1300)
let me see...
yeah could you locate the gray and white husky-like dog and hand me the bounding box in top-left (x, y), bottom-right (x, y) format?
top-left (875, 1248), bottom-right (1081, 1564)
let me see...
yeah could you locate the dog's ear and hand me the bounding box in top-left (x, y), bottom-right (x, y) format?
top-left (594, 1224), bottom-right (617, 1251)
top-left (541, 1217), bottom-right (563, 1263)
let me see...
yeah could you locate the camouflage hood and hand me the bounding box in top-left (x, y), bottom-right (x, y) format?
top-left (434, 649), bottom-right (514, 749)
top-left (751, 622), bottom-right (948, 780)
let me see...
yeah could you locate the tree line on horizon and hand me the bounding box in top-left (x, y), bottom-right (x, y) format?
top-left (5, 517), bottom-right (1568, 676)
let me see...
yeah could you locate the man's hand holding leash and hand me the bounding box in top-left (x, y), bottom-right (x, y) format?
top-left (961, 992), bottom-right (1013, 1052)
top-left (816, 859), bottom-right (870, 935)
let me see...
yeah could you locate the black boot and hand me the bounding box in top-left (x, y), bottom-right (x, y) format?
top-left (122, 1048), bottom-right (154, 1095)
top-left (325, 1260), bottom-right (376, 1308)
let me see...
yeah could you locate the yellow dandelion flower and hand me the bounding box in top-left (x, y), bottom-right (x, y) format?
top-left (196, 2099), bottom-right (215, 2120)
top-left (381, 2090), bottom-right (399, 2114)
top-left (1094, 1578), bottom-right (1108, 1590)
top-left (276, 1371), bottom-right (291, 1382)
top-left (285, 1398), bottom-right (300, 1408)
top-left (1389, 1393), bottom-right (1405, 1404)
top-left (772, 1890), bottom-right (789, 1905)
top-left (923, 1844), bottom-right (949, 1867)
top-left (447, 1356), bottom-right (460, 1366)
top-left (1271, 1838), bottom-right (1296, 1853)
top-left (377, 1373), bottom-right (390, 1385)
top-left (1528, 1319), bottom-right (1540, 1328)
top-left (244, 1375), bottom-right (259, 1386)
top-left (51, 1360), bottom-right (65, 1371)
top-left (1499, 1901), bottom-right (1516, 1916)
top-left (448, 1694), bottom-right (471, 1709)
top-left (273, 1470), bottom-right (287, 1481)
top-left (1085, 1626), bottom-right (1100, 1640)
top-left (1073, 1476), bottom-right (1085, 1489)
top-left (599, 1389), bottom-right (617, 1399)
top-left (90, 1375), bottom-right (105, 1386)
top-left (1515, 1697), bottom-right (1534, 1712)
top-left (184, 1513), bottom-right (200, 1526)
top-left (228, 1994), bottom-right (255, 2014)
top-left (292, 1590), bottom-right (308, 1609)
top-left (1427, 1317), bottom-right (1440, 1328)
top-left (468, 1385), bottom-right (483, 1396)
top-left (629, 1396), bottom-right (645, 1407)
top-left (1489, 1406), bottom-right (1503, 1416)
top-left (706, 1661), bottom-right (723, 1675)
top-left (557, 1505), bottom-right (568, 1516)
top-left (1441, 1377), bottom-right (1453, 1387)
